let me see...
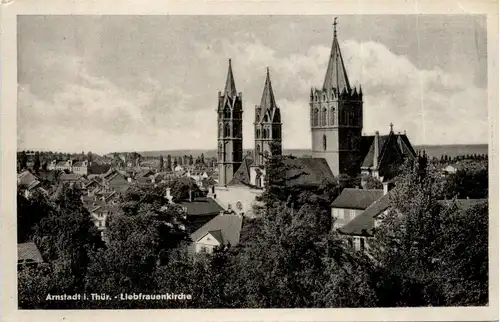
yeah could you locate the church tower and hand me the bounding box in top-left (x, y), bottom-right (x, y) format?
top-left (311, 19), bottom-right (363, 176)
top-left (217, 59), bottom-right (243, 186)
top-left (254, 67), bottom-right (282, 166)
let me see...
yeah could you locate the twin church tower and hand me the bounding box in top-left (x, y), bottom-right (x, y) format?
top-left (217, 20), bottom-right (363, 186)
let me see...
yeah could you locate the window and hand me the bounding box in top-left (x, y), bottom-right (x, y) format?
top-left (330, 107), bottom-right (335, 125)
top-left (360, 238), bottom-right (365, 252)
top-left (323, 135), bottom-right (327, 151)
top-left (322, 108), bottom-right (327, 126)
top-left (256, 128), bottom-right (260, 138)
top-left (224, 107), bottom-right (231, 119)
top-left (224, 124), bottom-right (230, 138)
top-left (313, 109), bottom-right (319, 126)
top-left (256, 144), bottom-right (261, 164)
top-left (349, 209), bottom-right (357, 220)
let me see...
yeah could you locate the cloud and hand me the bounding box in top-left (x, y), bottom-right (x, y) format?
top-left (18, 33), bottom-right (488, 154)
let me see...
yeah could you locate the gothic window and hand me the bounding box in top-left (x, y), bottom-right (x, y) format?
top-left (256, 144), bottom-right (261, 164)
top-left (322, 108), bottom-right (327, 126)
top-left (218, 143), bottom-right (223, 160)
top-left (256, 128), bottom-right (261, 139)
top-left (323, 135), bottom-right (327, 151)
top-left (263, 114), bottom-right (269, 122)
top-left (322, 94), bottom-right (326, 101)
top-left (330, 107), bottom-right (335, 125)
top-left (224, 124), bottom-right (230, 138)
top-left (313, 109), bottom-right (319, 126)
top-left (224, 107), bottom-right (231, 119)
top-left (272, 127), bottom-right (280, 139)
top-left (263, 129), bottom-right (268, 139)
top-left (219, 123), bottom-right (223, 138)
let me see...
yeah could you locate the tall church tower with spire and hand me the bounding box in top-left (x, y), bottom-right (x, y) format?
top-left (217, 59), bottom-right (243, 186)
top-left (311, 18), bottom-right (363, 176)
top-left (254, 67), bottom-right (282, 167)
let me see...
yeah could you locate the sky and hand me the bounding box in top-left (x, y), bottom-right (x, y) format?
top-left (17, 15), bottom-right (488, 154)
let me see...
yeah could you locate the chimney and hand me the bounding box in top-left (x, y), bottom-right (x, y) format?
top-left (188, 189), bottom-right (193, 202)
top-left (383, 181), bottom-right (389, 195)
top-left (373, 131), bottom-right (380, 169)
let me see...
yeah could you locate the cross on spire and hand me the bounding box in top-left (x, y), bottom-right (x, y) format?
top-left (390, 122), bottom-right (394, 133)
top-left (333, 17), bottom-right (338, 37)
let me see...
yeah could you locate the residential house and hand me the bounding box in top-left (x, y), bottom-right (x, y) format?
top-left (18, 242), bottom-right (44, 268)
top-left (17, 170), bottom-right (43, 199)
top-left (55, 159), bottom-right (74, 172)
top-left (73, 160), bottom-right (90, 176)
top-left (330, 188), bottom-right (384, 230)
top-left (189, 213), bottom-right (243, 254)
top-left (103, 170), bottom-right (131, 194)
top-left (177, 195), bottom-right (226, 233)
top-left (338, 189), bottom-right (487, 254)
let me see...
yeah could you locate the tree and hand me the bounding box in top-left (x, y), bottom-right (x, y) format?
top-left (167, 155), bottom-right (172, 171)
top-left (19, 151), bottom-right (28, 170)
top-left (33, 151), bottom-right (41, 172)
top-left (159, 156), bottom-right (164, 172)
top-left (189, 155), bottom-right (194, 165)
top-left (87, 151), bottom-right (93, 163)
top-left (200, 153), bottom-right (205, 165)
top-left (370, 158), bottom-right (488, 306)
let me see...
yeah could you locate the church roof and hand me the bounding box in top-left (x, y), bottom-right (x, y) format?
top-left (228, 158), bottom-right (255, 187)
top-left (223, 59), bottom-right (237, 97)
top-left (323, 21), bottom-right (350, 92)
top-left (256, 68), bottom-right (279, 123)
top-left (283, 157), bottom-right (335, 187)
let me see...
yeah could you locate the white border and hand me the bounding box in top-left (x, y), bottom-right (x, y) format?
top-left (1, 1), bottom-right (498, 321)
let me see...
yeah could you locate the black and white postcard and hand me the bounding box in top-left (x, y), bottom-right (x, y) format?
top-left (1, 0), bottom-right (498, 321)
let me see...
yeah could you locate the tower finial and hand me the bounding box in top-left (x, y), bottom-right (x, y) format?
top-left (333, 17), bottom-right (338, 37)
top-left (390, 122), bottom-right (394, 133)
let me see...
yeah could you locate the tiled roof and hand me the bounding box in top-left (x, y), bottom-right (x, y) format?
top-left (17, 171), bottom-right (40, 189)
top-left (330, 188), bottom-right (383, 209)
top-left (59, 173), bottom-right (82, 181)
top-left (339, 197), bottom-right (488, 237)
top-left (18, 242), bottom-right (44, 264)
top-left (338, 193), bottom-right (391, 236)
top-left (178, 197), bottom-right (224, 216)
top-left (73, 161), bottom-right (87, 167)
top-left (56, 161), bottom-right (68, 167)
top-left (190, 214), bottom-right (243, 246)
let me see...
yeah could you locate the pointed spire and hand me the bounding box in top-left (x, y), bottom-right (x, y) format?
top-left (323, 18), bottom-right (351, 92)
top-left (258, 67), bottom-right (278, 120)
top-left (224, 58), bottom-right (237, 97)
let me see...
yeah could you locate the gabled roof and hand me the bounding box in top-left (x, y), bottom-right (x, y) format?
top-left (59, 173), bottom-right (82, 181)
top-left (339, 197), bottom-right (488, 237)
top-left (178, 197), bottom-right (224, 216)
top-left (18, 242), bottom-right (44, 264)
top-left (361, 132), bottom-right (416, 169)
top-left (323, 23), bottom-right (350, 92)
top-left (284, 157), bottom-right (335, 187)
top-left (208, 229), bottom-right (224, 244)
top-left (190, 214), bottom-right (243, 247)
top-left (73, 161), bottom-right (87, 167)
top-left (330, 188), bottom-right (384, 210)
top-left (338, 192), bottom-right (391, 236)
top-left (17, 171), bottom-right (40, 190)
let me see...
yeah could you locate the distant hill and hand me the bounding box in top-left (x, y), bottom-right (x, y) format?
top-left (415, 144), bottom-right (488, 158)
top-left (135, 144), bottom-right (487, 159)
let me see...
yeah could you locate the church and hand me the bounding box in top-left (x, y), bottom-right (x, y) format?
top-left (213, 20), bottom-right (417, 216)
